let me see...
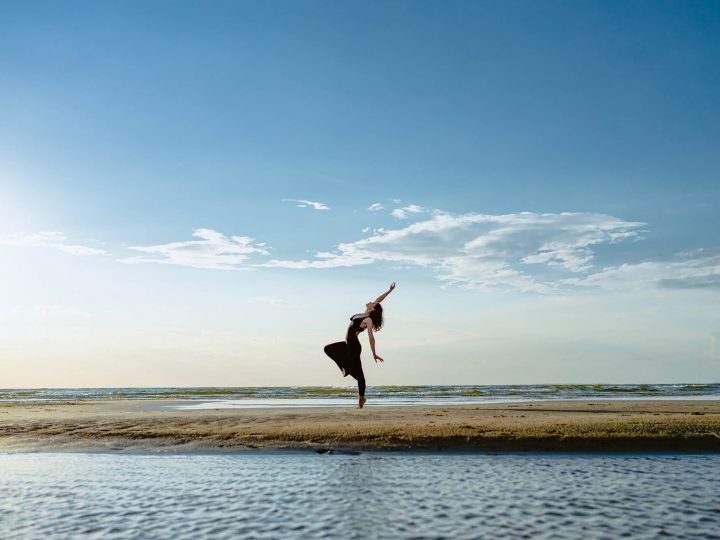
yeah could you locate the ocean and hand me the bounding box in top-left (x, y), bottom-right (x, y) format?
top-left (1, 383), bottom-right (718, 408)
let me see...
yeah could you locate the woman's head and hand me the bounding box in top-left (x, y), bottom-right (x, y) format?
top-left (367, 302), bottom-right (384, 331)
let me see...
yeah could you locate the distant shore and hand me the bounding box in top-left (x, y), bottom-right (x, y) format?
top-left (1, 400), bottom-right (718, 453)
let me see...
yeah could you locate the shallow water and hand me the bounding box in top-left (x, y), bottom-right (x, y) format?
top-left (166, 393), bottom-right (720, 409)
top-left (1, 453), bottom-right (718, 539)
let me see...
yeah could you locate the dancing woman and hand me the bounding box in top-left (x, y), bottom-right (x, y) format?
top-left (324, 282), bottom-right (396, 408)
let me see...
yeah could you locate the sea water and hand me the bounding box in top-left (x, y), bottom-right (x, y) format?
top-left (1, 383), bottom-right (718, 408)
top-left (0, 452), bottom-right (718, 539)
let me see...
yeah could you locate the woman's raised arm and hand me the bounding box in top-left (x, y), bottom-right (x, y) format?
top-left (373, 282), bottom-right (396, 304)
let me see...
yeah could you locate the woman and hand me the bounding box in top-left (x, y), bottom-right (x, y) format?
top-left (324, 282), bottom-right (396, 408)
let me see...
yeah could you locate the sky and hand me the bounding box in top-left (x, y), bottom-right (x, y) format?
top-left (1, 0), bottom-right (719, 388)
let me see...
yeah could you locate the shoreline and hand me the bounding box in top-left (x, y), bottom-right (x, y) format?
top-left (1, 399), bottom-right (718, 454)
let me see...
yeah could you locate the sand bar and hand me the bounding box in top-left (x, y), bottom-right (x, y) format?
top-left (1, 399), bottom-right (719, 453)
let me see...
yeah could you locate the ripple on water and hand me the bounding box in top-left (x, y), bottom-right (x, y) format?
top-left (0, 453), bottom-right (719, 539)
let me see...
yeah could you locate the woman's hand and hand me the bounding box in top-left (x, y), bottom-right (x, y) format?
top-left (374, 282), bottom-right (397, 304)
top-left (374, 354), bottom-right (384, 363)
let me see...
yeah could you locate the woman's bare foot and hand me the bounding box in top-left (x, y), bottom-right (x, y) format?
top-left (358, 396), bottom-right (367, 409)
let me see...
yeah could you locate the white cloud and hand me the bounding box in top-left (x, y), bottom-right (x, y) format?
top-left (391, 204), bottom-right (425, 220)
top-left (0, 231), bottom-right (107, 256)
top-left (564, 248), bottom-right (720, 291)
top-left (368, 203), bottom-right (384, 211)
top-left (118, 228), bottom-right (269, 270)
top-left (263, 250), bottom-right (375, 269)
top-left (259, 211), bottom-right (646, 291)
top-left (282, 198), bottom-right (329, 211)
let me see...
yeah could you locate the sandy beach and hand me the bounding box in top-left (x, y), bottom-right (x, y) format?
top-left (0, 399), bottom-right (718, 453)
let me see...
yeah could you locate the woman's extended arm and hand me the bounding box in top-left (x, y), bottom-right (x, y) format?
top-left (367, 326), bottom-right (384, 363)
top-left (373, 282), bottom-right (396, 305)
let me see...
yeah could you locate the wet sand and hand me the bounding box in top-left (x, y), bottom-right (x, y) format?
top-left (0, 400), bottom-right (718, 453)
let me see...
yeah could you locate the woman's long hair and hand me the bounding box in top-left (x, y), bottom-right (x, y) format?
top-left (370, 303), bottom-right (384, 331)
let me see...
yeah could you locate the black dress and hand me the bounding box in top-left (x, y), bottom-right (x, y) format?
top-left (324, 314), bottom-right (368, 397)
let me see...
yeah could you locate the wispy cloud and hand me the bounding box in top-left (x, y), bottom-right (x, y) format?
top-left (368, 203), bottom-right (384, 211)
top-left (0, 231), bottom-right (107, 256)
top-left (282, 199), bottom-right (329, 211)
top-left (391, 204), bottom-right (425, 219)
top-left (260, 211), bottom-right (646, 291)
top-left (564, 248), bottom-right (720, 291)
top-left (118, 228), bottom-right (269, 270)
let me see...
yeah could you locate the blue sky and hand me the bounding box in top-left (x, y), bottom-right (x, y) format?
top-left (1, 1), bottom-right (718, 387)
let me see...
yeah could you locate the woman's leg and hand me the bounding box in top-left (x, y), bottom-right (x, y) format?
top-left (356, 371), bottom-right (367, 408)
top-left (345, 334), bottom-right (366, 408)
top-left (324, 342), bottom-right (349, 376)
top-left (356, 370), bottom-right (366, 397)
top-left (350, 362), bottom-right (366, 408)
